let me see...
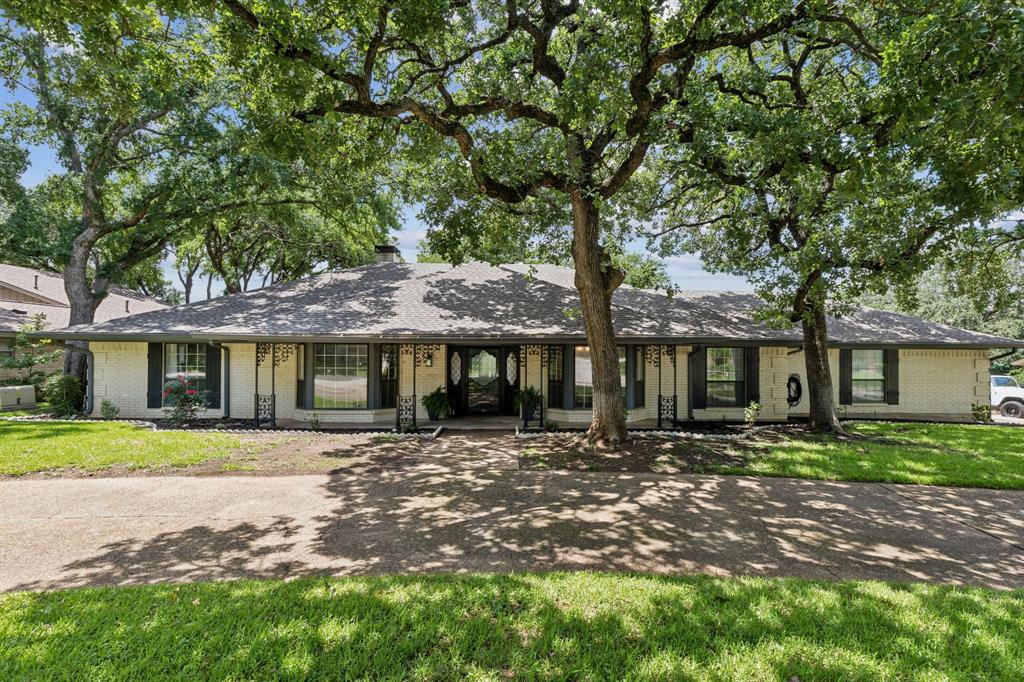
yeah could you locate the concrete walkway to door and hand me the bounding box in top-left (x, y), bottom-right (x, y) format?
top-left (2, 434), bottom-right (1023, 592)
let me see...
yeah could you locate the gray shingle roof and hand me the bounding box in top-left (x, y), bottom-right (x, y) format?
top-left (0, 263), bottom-right (167, 334)
top-left (39, 261), bottom-right (1021, 348)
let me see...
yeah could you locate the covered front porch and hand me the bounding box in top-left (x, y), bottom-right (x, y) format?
top-left (242, 340), bottom-right (686, 431)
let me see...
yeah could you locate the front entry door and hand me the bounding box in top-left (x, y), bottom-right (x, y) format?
top-left (447, 346), bottom-right (520, 415)
top-left (467, 348), bottom-right (500, 414)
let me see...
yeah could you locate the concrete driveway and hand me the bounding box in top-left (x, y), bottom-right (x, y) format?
top-left (3, 439), bottom-right (1024, 592)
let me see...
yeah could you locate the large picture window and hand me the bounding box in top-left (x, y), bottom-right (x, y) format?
top-left (574, 346), bottom-right (593, 409)
top-left (380, 345), bottom-right (398, 408)
top-left (547, 345), bottom-right (563, 408)
top-left (706, 347), bottom-right (744, 407)
top-left (852, 349), bottom-right (885, 403)
top-left (0, 340), bottom-right (12, 359)
top-left (163, 343), bottom-right (207, 405)
top-left (314, 344), bottom-right (369, 408)
top-left (571, 346), bottom-right (627, 410)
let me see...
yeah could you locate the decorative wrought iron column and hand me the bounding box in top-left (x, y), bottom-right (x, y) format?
top-left (522, 345), bottom-right (544, 428)
top-left (538, 344), bottom-right (547, 428)
top-left (254, 343), bottom-right (295, 428)
top-left (397, 343), bottom-right (415, 431)
top-left (646, 345), bottom-right (664, 428)
top-left (665, 345), bottom-right (678, 426)
top-left (395, 343), bottom-right (439, 431)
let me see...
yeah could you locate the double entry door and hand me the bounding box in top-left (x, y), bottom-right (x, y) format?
top-left (446, 346), bottom-right (520, 416)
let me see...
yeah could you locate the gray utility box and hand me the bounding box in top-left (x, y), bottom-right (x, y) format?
top-left (0, 385), bottom-right (36, 411)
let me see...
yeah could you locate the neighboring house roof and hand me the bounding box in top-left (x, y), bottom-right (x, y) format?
top-left (39, 262), bottom-right (1022, 348)
top-left (0, 263), bottom-right (167, 334)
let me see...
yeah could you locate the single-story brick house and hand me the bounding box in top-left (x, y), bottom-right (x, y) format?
top-left (41, 248), bottom-right (1020, 427)
top-left (1, 263), bottom-right (166, 382)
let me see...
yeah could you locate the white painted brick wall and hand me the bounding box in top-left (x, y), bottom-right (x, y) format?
top-left (87, 342), bottom-right (991, 423)
top-left (690, 346), bottom-right (782, 422)
top-left (399, 345), bottom-right (445, 421)
top-left (89, 341), bottom-right (224, 419)
top-left (784, 348), bottom-right (989, 420)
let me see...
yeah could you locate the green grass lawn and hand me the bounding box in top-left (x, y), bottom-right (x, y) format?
top-left (1, 573), bottom-right (1021, 681)
top-left (715, 421), bottom-right (1024, 489)
top-left (0, 420), bottom-right (245, 475)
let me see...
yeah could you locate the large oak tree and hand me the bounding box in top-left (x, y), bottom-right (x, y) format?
top-left (651, 0), bottom-right (1024, 431)
top-left (0, 5), bottom-right (395, 379)
top-left (184, 0), bottom-right (854, 443)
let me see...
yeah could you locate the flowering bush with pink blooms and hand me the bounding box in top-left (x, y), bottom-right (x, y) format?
top-left (162, 374), bottom-right (206, 426)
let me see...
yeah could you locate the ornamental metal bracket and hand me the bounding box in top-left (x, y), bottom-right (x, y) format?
top-left (256, 342), bottom-right (296, 368)
top-left (526, 344), bottom-right (543, 357)
top-left (663, 345), bottom-right (677, 367)
top-left (644, 344), bottom-right (661, 368)
top-left (415, 344), bottom-right (441, 368)
top-left (273, 343), bottom-right (296, 367)
top-left (255, 342), bottom-right (273, 367)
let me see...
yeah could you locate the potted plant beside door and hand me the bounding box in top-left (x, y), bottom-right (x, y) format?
top-left (514, 386), bottom-right (543, 423)
top-left (422, 387), bottom-right (451, 422)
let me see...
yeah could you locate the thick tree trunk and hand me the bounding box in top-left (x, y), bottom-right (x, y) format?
top-left (61, 231), bottom-right (103, 387)
top-left (802, 298), bottom-right (843, 433)
top-left (569, 190), bottom-right (627, 445)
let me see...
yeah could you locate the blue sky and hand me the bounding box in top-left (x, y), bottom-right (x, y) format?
top-left (393, 205), bottom-right (750, 291)
top-left (5, 85), bottom-right (750, 296)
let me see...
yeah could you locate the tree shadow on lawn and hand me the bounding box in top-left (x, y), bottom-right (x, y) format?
top-left (7, 432), bottom-right (1024, 594)
top-left (3, 573), bottom-right (1023, 680)
top-left (305, 451), bottom-right (1024, 588)
top-left (8, 516), bottom-right (305, 592)
top-left (520, 434), bottom-right (755, 473)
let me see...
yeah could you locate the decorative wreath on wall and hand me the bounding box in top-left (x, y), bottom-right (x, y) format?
top-left (787, 373), bottom-right (803, 407)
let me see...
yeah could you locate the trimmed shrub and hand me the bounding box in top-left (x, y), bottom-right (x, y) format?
top-left (744, 401), bottom-right (762, 428)
top-left (100, 399), bottom-right (120, 420)
top-left (162, 374), bottom-right (207, 427)
top-left (44, 374), bottom-right (84, 417)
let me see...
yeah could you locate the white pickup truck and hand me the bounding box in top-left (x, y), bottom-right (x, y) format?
top-left (991, 375), bottom-right (1024, 418)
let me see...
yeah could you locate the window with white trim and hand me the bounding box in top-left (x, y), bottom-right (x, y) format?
top-left (574, 346), bottom-right (593, 409)
top-left (313, 343), bottom-right (369, 409)
top-left (163, 343), bottom-right (207, 405)
top-left (706, 347), bottom-right (744, 407)
top-left (852, 349), bottom-right (885, 403)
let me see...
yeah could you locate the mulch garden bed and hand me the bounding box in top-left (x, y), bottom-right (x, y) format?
top-left (517, 432), bottom-right (764, 473)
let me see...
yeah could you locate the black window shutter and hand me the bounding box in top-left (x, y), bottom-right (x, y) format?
top-left (884, 349), bottom-right (900, 405)
top-left (205, 345), bottom-right (222, 409)
top-left (690, 348), bottom-right (707, 409)
top-left (146, 343), bottom-right (163, 408)
top-left (744, 347), bottom-right (760, 405)
top-left (839, 349), bottom-right (853, 405)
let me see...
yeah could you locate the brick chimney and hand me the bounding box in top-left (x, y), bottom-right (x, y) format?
top-left (374, 245), bottom-right (401, 264)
